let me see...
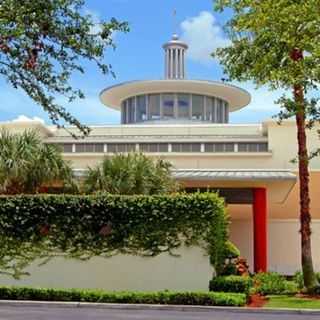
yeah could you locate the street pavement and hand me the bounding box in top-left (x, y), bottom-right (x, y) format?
top-left (0, 305), bottom-right (319, 320)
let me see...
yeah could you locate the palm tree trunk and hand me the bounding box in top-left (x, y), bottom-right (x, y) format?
top-left (294, 84), bottom-right (318, 291)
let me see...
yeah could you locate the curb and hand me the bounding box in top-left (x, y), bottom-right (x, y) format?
top-left (0, 300), bottom-right (320, 315)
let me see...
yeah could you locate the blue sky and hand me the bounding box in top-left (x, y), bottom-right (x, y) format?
top-left (0, 0), bottom-right (285, 125)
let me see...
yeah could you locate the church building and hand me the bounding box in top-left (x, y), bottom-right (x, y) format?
top-left (1, 33), bottom-right (320, 291)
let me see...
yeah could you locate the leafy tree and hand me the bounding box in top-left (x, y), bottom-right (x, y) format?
top-left (0, 129), bottom-right (76, 194)
top-left (214, 0), bottom-right (320, 290)
top-left (84, 153), bottom-right (179, 195)
top-left (0, 0), bottom-right (129, 135)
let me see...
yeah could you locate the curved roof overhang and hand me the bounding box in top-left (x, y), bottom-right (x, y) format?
top-left (100, 80), bottom-right (251, 112)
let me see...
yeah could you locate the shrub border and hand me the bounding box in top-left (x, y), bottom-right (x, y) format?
top-left (0, 287), bottom-right (246, 307)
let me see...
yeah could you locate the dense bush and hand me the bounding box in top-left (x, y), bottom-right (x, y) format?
top-left (223, 241), bottom-right (240, 259)
top-left (0, 287), bottom-right (246, 306)
top-left (0, 193), bottom-right (227, 278)
top-left (209, 275), bottom-right (253, 296)
top-left (218, 241), bottom-right (243, 276)
top-left (293, 271), bottom-right (320, 293)
top-left (253, 272), bottom-right (298, 295)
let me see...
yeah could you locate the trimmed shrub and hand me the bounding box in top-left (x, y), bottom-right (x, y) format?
top-left (253, 272), bottom-right (298, 295)
top-left (209, 275), bottom-right (253, 296)
top-left (0, 193), bottom-right (228, 278)
top-left (0, 287), bottom-right (246, 306)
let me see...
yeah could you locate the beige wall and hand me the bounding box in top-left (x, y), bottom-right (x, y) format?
top-left (227, 172), bottom-right (320, 219)
top-left (230, 219), bottom-right (320, 275)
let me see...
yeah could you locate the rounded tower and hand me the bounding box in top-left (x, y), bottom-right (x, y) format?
top-left (163, 34), bottom-right (188, 80)
top-left (100, 33), bottom-right (251, 125)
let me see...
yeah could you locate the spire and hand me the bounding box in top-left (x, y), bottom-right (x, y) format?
top-left (172, 9), bottom-right (178, 38)
top-left (163, 31), bottom-right (188, 79)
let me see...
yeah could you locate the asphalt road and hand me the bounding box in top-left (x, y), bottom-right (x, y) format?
top-left (0, 306), bottom-right (319, 320)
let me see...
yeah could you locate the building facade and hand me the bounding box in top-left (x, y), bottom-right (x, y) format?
top-left (1, 34), bottom-right (320, 291)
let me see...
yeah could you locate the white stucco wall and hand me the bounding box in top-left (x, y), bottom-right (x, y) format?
top-left (0, 246), bottom-right (212, 291)
top-left (1, 219), bottom-right (319, 291)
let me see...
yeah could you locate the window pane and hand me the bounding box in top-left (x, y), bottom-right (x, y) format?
top-left (238, 143), bottom-right (268, 152)
top-left (218, 99), bottom-right (224, 123)
top-left (75, 144), bottom-right (85, 153)
top-left (204, 143), bottom-right (214, 152)
top-left (137, 95), bottom-right (147, 122)
top-left (171, 143), bottom-right (200, 152)
top-left (158, 143), bottom-right (168, 152)
top-left (149, 144), bottom-right (158, 152)
top-left (224, 102), bottom-right (229, 123)
top-left (181, 143), bottom-right (191, 152)
top-left (192, 95), bottom-right (204, 120)
top-left (127, 144), bottom-right (136, 152)
top-left (258, 143), bottom-right (268, 152)
top-left (62, 144), bottom-right (73, 153)
top-left (85, 144), bottom-right (95, 153)
top-left (148, 94), bottom-right (161, 120)
top-left (191, 143), bottom-right (201, 152)
top-left (177, 94), bottom-right (189, 118)
top-left (107, 144), bottom-right (117, 153)
top-left (238, 143), bottom-right (247, 152)
top-left (215, 143), bottom-right (224, 152)
top-left (127, 98), bottom-right (135, 123)
top-left (75, 143), bottom-right (104, 153)
top-left (206, 97), bottom-right (214, 122)
top-left (172, 143), bottom-right (180, 152)
top-left (140, 144), bottom-right (149, 152)
top-left (162, 94), bottom-right (175, 119)
top-left (225, 143), bottom-right (234, 152)
top-left (140, 143), bottom-right (168, 153)
top-left (94, 144), bottom-right (104, 153)
top-left (121, 101), bottom-right (127, 124)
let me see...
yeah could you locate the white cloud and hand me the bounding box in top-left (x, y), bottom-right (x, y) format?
top-left (84, 8), bottom-right (117, 40)
top-left (12, 115), bottom-right (45, 124)
top-left (180, 11), bottom-right (230, 65)
top-left (84, 8), bottom-right (103, 34)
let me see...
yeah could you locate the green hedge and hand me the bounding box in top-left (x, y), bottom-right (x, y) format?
top-left (209, 275), bottom-right (253, 296)
top-left (0, 193), bottom-right (227, 278)
top-left (0, 287), bottom-right (246, 306)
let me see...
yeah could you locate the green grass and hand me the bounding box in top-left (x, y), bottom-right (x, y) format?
top-left (265, 295), bottom-right (320, 309)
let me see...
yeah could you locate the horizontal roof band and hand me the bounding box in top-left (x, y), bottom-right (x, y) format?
top-left (173, 170), bottom-right (297, 181)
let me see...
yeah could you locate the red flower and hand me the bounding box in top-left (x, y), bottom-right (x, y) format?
top-left (99, 223), bottom-right (112, 237)
top-left (39, 224), bottom-right (50, 236)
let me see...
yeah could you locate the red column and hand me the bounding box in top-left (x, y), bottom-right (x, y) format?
top-left (253, 188), bottom-right (268, 273)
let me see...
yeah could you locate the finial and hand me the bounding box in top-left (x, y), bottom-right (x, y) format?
top-left (172, 9), bottom-right (178, 38)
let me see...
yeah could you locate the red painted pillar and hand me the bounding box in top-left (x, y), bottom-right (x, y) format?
top-left (253, 188), bottom-right (268, 273)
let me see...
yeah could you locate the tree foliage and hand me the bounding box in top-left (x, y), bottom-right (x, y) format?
top-left (213, 0), bottom-right (320, 290)
top-left (84, 153), bottom-right (179, 195)
top-left (0, 0), bottom-right (129, 135)
top-left (214, 0), bottom-right (320, 130)
top-left (0, 193), bottom-right (227, 279)
top-left (0, 130), bottom-right (76, 194)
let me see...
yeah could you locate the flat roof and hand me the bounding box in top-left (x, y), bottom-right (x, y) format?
top-left (100, 79), bottom-right (251, 112)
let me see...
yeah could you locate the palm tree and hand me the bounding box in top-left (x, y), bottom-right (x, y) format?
top-left (84, 153), bottom-right (178, 195)
top-left (0, 129), bottom-right (76, 194)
